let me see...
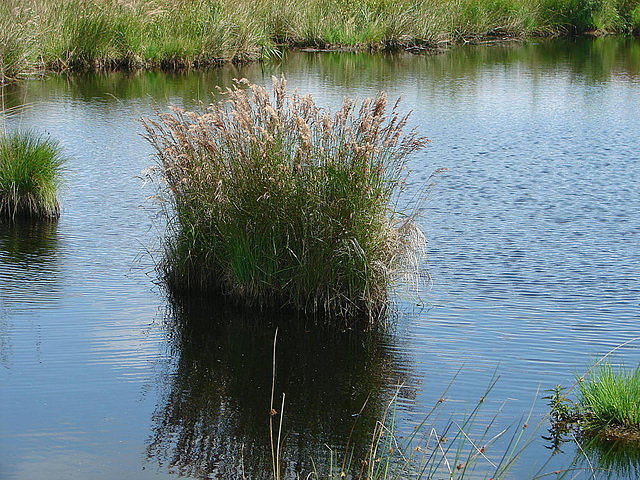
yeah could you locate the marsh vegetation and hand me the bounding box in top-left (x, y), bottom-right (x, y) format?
top-left (0, 130), bottom-right (65, 221)
top-left (549, 360), bottom-right (640, 440)
top-left (1, 0), bottom-right (640, 82)
top-left (144, 76), bottom-right (429, 321)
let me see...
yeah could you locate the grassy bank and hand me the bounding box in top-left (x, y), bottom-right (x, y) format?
top-left (2, 0), bottom-right (640, 82)
top-left (144, 76), bottom-right (429, 321)
top-left (0, 130), bottom-right (65, 221)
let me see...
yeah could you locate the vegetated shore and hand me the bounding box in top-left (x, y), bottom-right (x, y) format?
top-left (143, 77), bottom-right (430, 322)
top-left (2, 0), bottom-right (640, 83)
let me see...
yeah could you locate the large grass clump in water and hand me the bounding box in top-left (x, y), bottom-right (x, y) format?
top-left (0, 130), bottom-right (65, 220)
top-left (144, 76), bottom-right (430, 321)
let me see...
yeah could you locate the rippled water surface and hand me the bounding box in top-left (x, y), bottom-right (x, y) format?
top-left (1, 38), bottom-right (640, 479)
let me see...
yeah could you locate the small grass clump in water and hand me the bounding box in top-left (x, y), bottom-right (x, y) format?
top-left (577, 362), bottom-right (640, 436)
top-left (547, 353), bottom-right (640, 447)
top-left (143, 76), bottom-right (430, 322)
top-left (0, 130), bottom-right (66, 221)
top-left (545, 357), bottom-right (640, 477)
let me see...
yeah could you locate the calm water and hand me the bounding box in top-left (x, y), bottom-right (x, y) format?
top-left (1, 37), bottom-right (640, 479)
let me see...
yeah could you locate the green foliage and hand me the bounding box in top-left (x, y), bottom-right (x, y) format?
top-left (539, 0), bottom-right (629, 32)
top-left (0, 130), bottom-right (66, 220)
top-left (577, 362), bottom-right (640, 432)
top-left (144, 76), bottom-right (429, 322)
top-left (545, 384), bottom-right (578, 423)
top-left (0, 1), bottom-right (39, 83)
top-left (545, 359), bottom-right (640, 477)
top-left (2, 0), bottom-right (640, 79)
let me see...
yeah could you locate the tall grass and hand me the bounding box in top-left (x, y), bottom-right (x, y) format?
top-left (1, 0), bottom-right (640, 81)
top-left (144, 76), bottom-right (429, 322)
top-left (0, 130), bottom-right (66, 220)
top-left (0, 1), bottom-right (39, 83)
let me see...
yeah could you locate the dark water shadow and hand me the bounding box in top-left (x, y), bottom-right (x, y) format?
top-left (147, 293), bottom-right (415, 479)
top-left (0, 219), bottom-right (62, 308)
top-left (0, 219), bottom-right (59, 262)
top-left (572, 433), bottom-right (640, 479)
top-left (544, 419), bottom-right (640, 479)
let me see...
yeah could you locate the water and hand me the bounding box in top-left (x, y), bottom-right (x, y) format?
top-left (1, 37), bottom-right (640, 479)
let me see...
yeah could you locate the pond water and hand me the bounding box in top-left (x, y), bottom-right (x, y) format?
top-left (1, 37), bottom-right (640, 479)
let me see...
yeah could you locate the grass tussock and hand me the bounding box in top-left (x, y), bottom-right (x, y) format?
top-left (1, 0), bottom-right (640, 81)
top-left (577, 362), bottom-right (640, 434)
top-left (545, 355), bottom-right (640, 478)
top-left (144, 76), bottom-right (430, 322)
top-left (0, 130), bottom-right (66, 221)
top-left (547, 354), bottom-right (640, 446)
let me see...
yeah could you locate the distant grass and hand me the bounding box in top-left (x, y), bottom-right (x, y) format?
top-left (143, 76), bottom-right (430, 322)
top-left (0, 2), bottom-right (38, 83)
top-left (0, 130), bottom-right (65, 221)
top-left (1, 0), bottom-right (640, 82)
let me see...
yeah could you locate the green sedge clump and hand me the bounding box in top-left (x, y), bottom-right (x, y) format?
top-left (0, 130), bottom-right (66, 221)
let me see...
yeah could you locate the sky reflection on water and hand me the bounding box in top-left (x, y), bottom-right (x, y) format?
top-left (1, 37), bottom-right (639, 479)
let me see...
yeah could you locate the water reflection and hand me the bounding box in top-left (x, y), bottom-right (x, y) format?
top-left (0, 220), bottom-right (61, 367)
top-left (148, 294), bottom-right (414, 479)
top-left (2, 64), bottom-right (267, 110)
top-left (1, 37), bottom-right (637, 115)
top-left (277, 37), bottom-right (640, 93)
top-left (548, 432), bottom-right (640, 480)
top-left (0, 219), bottom-right (62, 309)
top-left (578, 434), bottom-right (640, 479)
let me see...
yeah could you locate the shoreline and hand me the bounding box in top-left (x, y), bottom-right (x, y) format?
top-left (2, 32), bottom-right (632, 83)
top-left (1, 0), bottom-right (639, 84)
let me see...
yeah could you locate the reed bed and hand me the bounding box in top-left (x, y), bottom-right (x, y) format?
top-left (1, 0), bottom-right (640, 81)
top-left (144, 76), bottom-right (429, 321)
top-left (0, 130), bottom-right (66, 221)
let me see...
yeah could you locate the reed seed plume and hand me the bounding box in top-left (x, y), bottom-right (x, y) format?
top-left (143, 75), bottom-right (430, 324)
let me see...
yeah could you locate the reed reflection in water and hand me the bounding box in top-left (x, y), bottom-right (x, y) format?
top-left (147, 295), bottom-right (415, 479)
top-left (0, 219), bottom-right (61, 361)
